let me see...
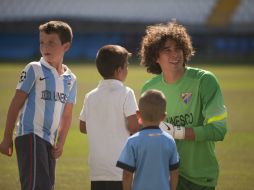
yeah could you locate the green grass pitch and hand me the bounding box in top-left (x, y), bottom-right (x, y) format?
top-left (0, 62), bottom-right (254, 189)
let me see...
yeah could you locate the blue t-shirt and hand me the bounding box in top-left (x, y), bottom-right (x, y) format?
top-left (117, 126), bottom-right (179, 190)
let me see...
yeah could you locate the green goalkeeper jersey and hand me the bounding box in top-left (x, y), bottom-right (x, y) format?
top-left (141, 67), bottom-right (227, 187)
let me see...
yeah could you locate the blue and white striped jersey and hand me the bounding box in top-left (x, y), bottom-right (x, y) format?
top-left (16, 57), bottom-right (77, 145)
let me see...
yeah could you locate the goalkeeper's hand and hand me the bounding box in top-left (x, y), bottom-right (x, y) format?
top-left (159, 121), bottom-right (185, 139)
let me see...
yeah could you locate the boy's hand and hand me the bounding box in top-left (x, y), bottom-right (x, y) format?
top-left (0, 140), bottom-right (13, 156)
top-left (51, 142), bottom-right (64, 159)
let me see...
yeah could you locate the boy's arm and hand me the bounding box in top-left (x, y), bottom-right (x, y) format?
top-left (127, 114), bottom-right (139, 135)
top-left (0, 90), bottom-right (27, 156)
top-left (79, 120), bottom-right (87, 134)
top-left (170, 169), bottom-right (179, 190)
top-left (123, 170), bottom-right (133, 190)
top-left (52, 102), bottom-right (73, 159)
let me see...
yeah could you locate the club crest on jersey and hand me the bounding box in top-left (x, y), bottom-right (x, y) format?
top-left (181, 92), bottom-right (192, 104)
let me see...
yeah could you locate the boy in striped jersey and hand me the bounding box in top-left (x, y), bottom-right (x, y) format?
top-left (0, 21), bottom-right (77, 190)
top-left (140, 21), bottom-right (227, 190)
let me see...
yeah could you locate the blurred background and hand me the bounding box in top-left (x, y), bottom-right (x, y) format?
top-left (0, 1), bottom-right (254, 189)
top-left (0, 0), bottom-right (253, 63)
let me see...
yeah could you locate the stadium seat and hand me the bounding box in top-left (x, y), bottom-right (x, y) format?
top-left (231, 0), bottom-right (254, 24)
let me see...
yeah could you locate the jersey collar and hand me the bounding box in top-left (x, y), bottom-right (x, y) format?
top-left (98, 79), bottom-right (124, 88)
top-left (140, 126), bottom-right (160, 131)
top-left (40, 57), bottom-right (71, 76)
top-left (161, 66), bottom-right (189, 86)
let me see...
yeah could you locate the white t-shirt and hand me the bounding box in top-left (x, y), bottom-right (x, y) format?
top-left (79, 79), bottom-right (138, 181)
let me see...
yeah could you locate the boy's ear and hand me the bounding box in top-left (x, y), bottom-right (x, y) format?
top-left (114, 67), bottom-right (121, 75)
top-left (116, 67), bottom-right (122, 73)
top-left (113, 68), bottom-right (119, 78)
top-left (64, 42), bottom-right (71, 52)
top-left (136, 110), bottom-right (141, 118)
top-left (136, 110), bottom-right (143, 125)
top-left (160, 112), bottom-right (167, 122)
top-left (114, 67), bottom-right (123, 80)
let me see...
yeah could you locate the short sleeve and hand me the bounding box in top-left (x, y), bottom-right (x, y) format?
top-left (116, 140), bottom-right (136, 173)
top-left (16, 63), bottom-right (36, 93)
top-left (79, 95), bottom-right (87, 122)
top-left (124, 89), bottom-right (138, 117)
top-left (67, 79), bottom-right (77, 104)
top-left (169, 139), bottom-right (180, 171)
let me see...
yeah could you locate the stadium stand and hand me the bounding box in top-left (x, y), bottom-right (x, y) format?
top-left (231, 0), bottom-right (254, 25)
top-left (0, 0), bottom-right (216, 25)
top-left (0, 0), bottom-right (253, 61)
top-left (206, 0), bottom-right (241, 27)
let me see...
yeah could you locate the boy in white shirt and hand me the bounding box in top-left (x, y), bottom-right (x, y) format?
top-left (79, 44), bottom-right (139, 190)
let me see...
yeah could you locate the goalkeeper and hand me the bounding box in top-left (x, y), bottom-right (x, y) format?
top-left (140, 21), bottom-right (227, 190)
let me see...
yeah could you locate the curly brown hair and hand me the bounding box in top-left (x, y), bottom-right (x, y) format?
top-left (139, 22), bottom-right (195, 74)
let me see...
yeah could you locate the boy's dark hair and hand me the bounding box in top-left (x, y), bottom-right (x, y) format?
top-left (139, 21), bottom-right (195, 74)
top-left (139, 90), bottom-right (166, 123)
top-left (39, 21), bottom-right (73, 44)
top-left (96, 45), bottom-right (131, 79)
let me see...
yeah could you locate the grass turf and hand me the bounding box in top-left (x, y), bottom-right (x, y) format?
top-left (0, 62), bottom-right (254, 189)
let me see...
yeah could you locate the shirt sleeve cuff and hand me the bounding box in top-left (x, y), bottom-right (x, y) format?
top-left (169, 162), bottom-right (180, 171)
top-left (116, 161), bottom-right (135, 173)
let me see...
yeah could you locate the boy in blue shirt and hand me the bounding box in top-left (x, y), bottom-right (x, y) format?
top-left (117, 90), bottom-right (179, 190)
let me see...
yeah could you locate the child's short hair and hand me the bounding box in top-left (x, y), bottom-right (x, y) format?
top-left (39, 21), bottom-right (73, 44)
top-left (139, 90), bottom-right (166, 123)
top-left (96, 45), bottom-right (131, 79)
